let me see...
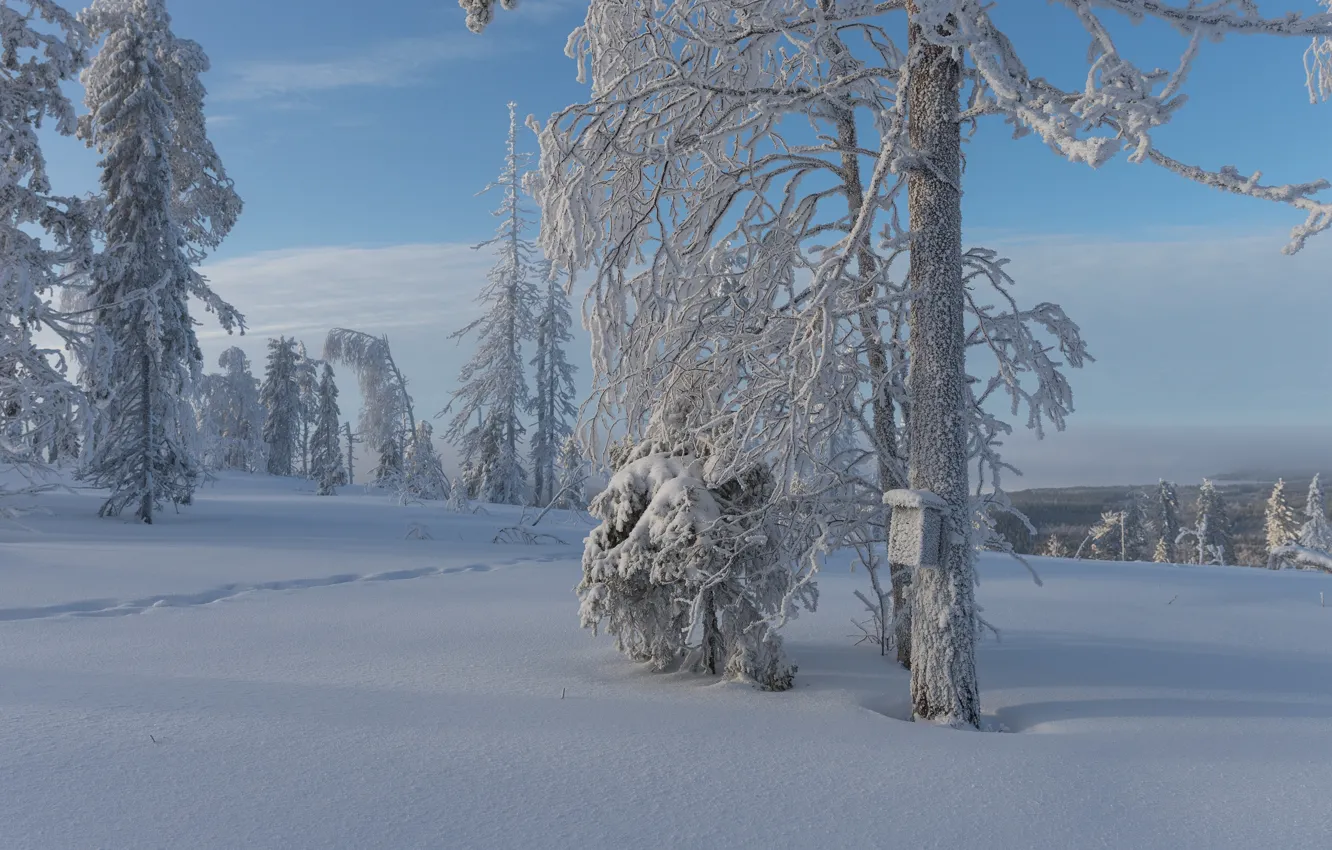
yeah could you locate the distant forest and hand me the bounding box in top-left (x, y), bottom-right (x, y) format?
top-left (996, 477), bottom-right (1325, 568)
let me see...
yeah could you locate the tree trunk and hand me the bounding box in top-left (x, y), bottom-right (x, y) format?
top-left (904, 8), bottom-right (978, 727)
top-left (824, 14), bottom-right (911, 666)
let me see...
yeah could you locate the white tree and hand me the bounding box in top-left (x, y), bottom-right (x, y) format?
top-left (442, 102), bottom-right (539, 506)
top-left (399, 420), bottom-right (451, 502)
top-left (260, 337), bottom-right (301, 476)
top-left (1265, 478), bottom-right (1301, 566)
top-left (1152, 537), bottom-right (1170, 564)
top-left (309, 362), bottom-right (343, 495)
top-left (194, 346), bottom-right (265, 472)
top-left (1299, 473), bottom-right (1332, 551)
top-left (77, 0), bottom-right (241, 523)
top-left (323, 327), bottom-right (416, 488)
top-left (553, 434), bottom-right (587, 510)
top-left (528, 260), bottom-right (578, 507)
top-left (1176, 479), bottom-right (1231, 566)
top-left (1040, 535), bottom-right (1069, 559)
top-left (488, 0), bottom-right (1332, 725)
top-left (1076, 510), bottom-right (1127, 561)
top-left (294, 341), bottom-right (319, 478)
top-left (0, 1), bottom-right (93, 512)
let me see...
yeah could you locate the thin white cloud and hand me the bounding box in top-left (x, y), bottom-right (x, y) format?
top-left (199, 243), bottom-right (495, 341)
top-left (215, 35), bottom-right (498, 102)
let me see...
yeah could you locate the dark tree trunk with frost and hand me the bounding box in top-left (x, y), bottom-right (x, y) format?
top-left (905, 9), bottom-right (979, 727)
top-left (823, 1), bottom-right (911, 667)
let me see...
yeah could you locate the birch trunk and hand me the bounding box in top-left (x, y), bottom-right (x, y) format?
top-left (904, 8), bottom-right (979, 727)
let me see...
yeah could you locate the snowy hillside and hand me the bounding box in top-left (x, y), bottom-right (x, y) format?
top-left (3, 474), bottom-right (1330, 849)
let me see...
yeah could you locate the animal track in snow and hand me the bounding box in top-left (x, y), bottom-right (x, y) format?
top-left (0, 563), bottom-right (505, 622)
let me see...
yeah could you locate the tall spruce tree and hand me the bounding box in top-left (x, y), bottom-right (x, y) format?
top-left (1300, 474), bottom-right (1332, 551)
top-left (77, 0), bottom-right (241, 522)
top-left (260, 337), bottom-right (301, 476)
top-left (1265, 479), bottom-right (1301, 564)
top-left (1193, 479), bottom-right (1233, 566)
top-left (294, 341), bottom-right (319, 477)
top-left (528, 261), bottom-right (578, 507)
top-left (442, 102), bottom-right (538, 506)
top-left (1155, 480), bottom-right (1181, 564)
top-left (309, 363), bottom-right (343, 495)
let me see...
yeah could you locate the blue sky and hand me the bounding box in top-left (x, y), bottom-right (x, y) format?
top-left (39, 0), bottom-right (1332, 487)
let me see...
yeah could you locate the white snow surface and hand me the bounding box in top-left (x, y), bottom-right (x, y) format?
top-left (2, 473), bottom-right (1330, 849)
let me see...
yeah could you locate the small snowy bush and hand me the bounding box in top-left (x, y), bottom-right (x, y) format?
top-left (578, 439), bottom-right (797, 691)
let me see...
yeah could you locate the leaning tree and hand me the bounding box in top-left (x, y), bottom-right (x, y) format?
top-left (323, 327), bottom-right (416, 487)
top-left (462, 0), bottom-right (1332, 726)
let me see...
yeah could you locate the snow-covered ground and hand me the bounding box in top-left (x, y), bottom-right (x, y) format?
top-left (2, 473), bottom-right (1330, 849)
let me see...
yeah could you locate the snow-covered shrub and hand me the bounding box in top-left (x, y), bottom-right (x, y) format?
top-left (578, 439), bottom-right (798, 691)
top-left (398, 421), bottom-right (450, 503)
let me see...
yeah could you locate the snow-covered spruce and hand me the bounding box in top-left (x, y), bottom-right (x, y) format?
top-left (1176, 479), bottom-right (1233, 566)
top-left (399, 421), bottom-right (450, 503)
top-left (76, 0), bottom-right (241, 523)
top-left (1154, 480), bottom-right (1182, 565)
top-left (260, 337), bottom-right (301, 477)
top-left (579, 439), bottom-right (801, 691)
top-left (1299, 473), bottom-right (1332, 553)
top-left (442, 103), bottom-right (539, 507)
top-left (1265, 478), bottom-right (1301, 567)
top-left (0, 1), bottom-right (92, 509)
top-left (194, 346), bottom-right (265, 473)
top-left (294, 341), bottom-right (319, 478)
top-left (322, 328), bottom-right (416, 489)
top-left (528, 260), bottom-right (578, 508)
top-left (309, 363), bottom-right (344, 496)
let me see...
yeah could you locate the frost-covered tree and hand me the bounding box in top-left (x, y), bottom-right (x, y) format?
top-left (399, 420), bottom-right (450, 502)
top-left (1076, 510), bottom-right (1129, 561)
top-left (1040, 534), bottom-right (1069, 559)
top-left (1154, 480), bottom-right (1182, 565)
top-left (76, 0), bottom-right (241, 522)
top-left (1299, 473), bottom-right (1332, 551)
top-left (579, 434), bottom-right (803, 690)
top-left (309, 363), bottom-right (343, 496)
top-left (1265, 478), bottom-right (1301, 564)
top-left (442, 102), bottom-right (539, 506)
top-left (488, 0), bottom-right (1332, 725)
top-left (553, 434), bottom-right (587, 510)
top-left (0, 1), bottom-right (92, 504)
top-left (294, 341), bottom-right (319, 477)
top-left (260, 337), bottom-right (301, 476)
top-left (528, 261), bottom-right (578, 507)
top-left (323, 328), bottom-right (416, 488)
top-left (1152, 537), bottom-right (1170, 564)
top-left (1178, 479), bottom-right (1232, 566)
top-left (194, 346), bottom-right (264, 472)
